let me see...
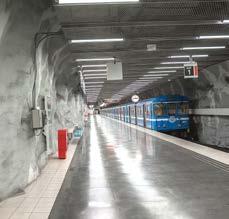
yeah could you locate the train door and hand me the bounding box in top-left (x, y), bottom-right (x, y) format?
top-left (166, 102), bottom-right (178, 130)
top-left (143, 104), bottom-right (146, 127)
top-left (116, 108), bottom-right (119, 120)
top-left (137, 104), bottom-right (144, 127)
top-left (177, 102), bottom-right (189, 130)
top-left (126, 106), bottom-right (129, 123)
top-left (135, 104), bottom-right (137, 125)
top-left (122, 106), bottom-right (125, 121)
top-left (120, 107), bottom-right (123, 121)
top-left (125, 106), bottom-right (130, 123)
top-left (136, 105), bottom-right (140, 126)
top-left (119, 107), bottom-right (122, 120)
top-left (128, 106), bottom-right (131, 123)
top-left (145, 102), bottom-right (152, 129)
top-left (130, 105), bottom-right (136, 124)
top-left (153, 103), bottom-right (167, 131)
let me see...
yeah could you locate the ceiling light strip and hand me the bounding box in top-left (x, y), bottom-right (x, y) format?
top-left (84, 74), bottom-right (107, 77)
top-left (198, 35), bottom-right (229, 39)
top-left (161, 61), bottom-right (191, 65)
top-left (182, 46), bottom-right (225, 50)
top-left (147, 70), bottom-right (177, 73)
top-left (71, 38), bottom-right (124, 43)
top-left (84, 77), bottom-right (107, 79)
top-left (76, 58), bottom-right (115, 62)
top-left (169, 55), bottom-right (208, 58)
top-left (154, 66), bottom-right (184, 69)
top-left (59, 0), bottom-right (139, 4)
top-left (83, 69), bottom-right (107, 73)
top-left (85, 82), bottom-right (105, 84)
top-left (81, 64), bottom-right (107, 68)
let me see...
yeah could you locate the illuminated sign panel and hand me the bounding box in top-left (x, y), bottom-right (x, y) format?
top-left (184, 62), bottom-right (199, 79)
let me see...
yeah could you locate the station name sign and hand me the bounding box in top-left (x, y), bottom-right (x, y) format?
top-left (184, 62), bottom-right (199, 79)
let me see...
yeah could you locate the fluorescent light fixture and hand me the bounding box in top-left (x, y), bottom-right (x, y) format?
top-left (81, 64), bottom-right (107, 68)
top-left (198, 35), bottom-right (229, 39)
top-left (169, 55), bottom-right (208, 58)
top-left (86, 85), bottom-right (103, 88)
top-left (192, 54), bottom-right (209, 58)
top-left (143, 74), bottom-right (169, 77)
top-left (154, 66), bottom-right (184, 70)
top-left (84, 73), bottom-right (107, 77)
top-left (84, 77), bottom-right (107, 79)
top-left (182, 46), bottom-right (225, 50)
top-left (59, 0), bottom-right (139, 4)
top-left (76, 58), bottom-right (115, 62)
top-left (169, 55), bottom-right (190, 58)
top-left (71, 38), bottom-right (124, 43)
top-left (83, 69), bottom-right (107, 73)
top-left (85, 82), bottom-right (104, 84)
top-left (161, 61), bottom-right (191, 65)
top-left (222, 20), bottom-right (229, 23)
top-left (147, 70), bottom-right (176, 73)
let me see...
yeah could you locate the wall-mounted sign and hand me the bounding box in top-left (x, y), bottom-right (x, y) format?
top-left (107, 62), bottom-right (123, 80)
top-left (131, 95), bottom-right (140, 103)
top-left (147, 44), bottom-right (157, 51)
top-left (184, 62), bottom-right (199, 79)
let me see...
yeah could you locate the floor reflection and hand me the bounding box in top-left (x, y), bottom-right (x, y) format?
top-left (50, 116), bottom-right (229, 219)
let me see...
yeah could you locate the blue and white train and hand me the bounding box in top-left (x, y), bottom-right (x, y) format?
top-left (102, 95), bottom-right (190, 132)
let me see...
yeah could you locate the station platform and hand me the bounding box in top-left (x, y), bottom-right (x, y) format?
top-left (49, 116), bottom-right (229, 219)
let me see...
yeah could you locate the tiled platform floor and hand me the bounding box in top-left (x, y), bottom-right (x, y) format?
top-left (0, 140), bottom-right (79, 219)
top-left (49, 116), bottom-right (229, 219)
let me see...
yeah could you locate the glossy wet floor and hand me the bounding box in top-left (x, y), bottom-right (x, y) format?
top-left (49, 116), bottom-right (229, 219)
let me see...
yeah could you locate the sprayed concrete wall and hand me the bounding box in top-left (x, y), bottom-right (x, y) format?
top-left (140, 61), bottom-right (229, 149)
top-left (0, 0), bottom-right (85, 201)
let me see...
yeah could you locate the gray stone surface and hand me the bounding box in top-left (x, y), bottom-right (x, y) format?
top-left (0, 0), bottom-right (85, 201)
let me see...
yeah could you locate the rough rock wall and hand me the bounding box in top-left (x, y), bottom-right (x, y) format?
top-left (189, 62), bottom-right (229, 148)
top-left (0, 0), bottom-right (85, 201)
top-left (140, 61), bottom-right (229, 148)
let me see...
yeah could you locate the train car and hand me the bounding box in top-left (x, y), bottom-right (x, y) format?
top-left (150, 95), bottom-right (189, 132)
top-left (101, 95), bottom-right (190, 133)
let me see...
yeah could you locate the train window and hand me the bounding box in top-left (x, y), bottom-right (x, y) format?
top-left (167, 103), bottom-right (177, 115)
top-left (178, 102), bottom-right (189, 115)
top-left (154, 104), bottom-right (165, 116)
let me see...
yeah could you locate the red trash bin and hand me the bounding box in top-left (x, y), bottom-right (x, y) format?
top-left (58, 129), bottom-right (68, 159)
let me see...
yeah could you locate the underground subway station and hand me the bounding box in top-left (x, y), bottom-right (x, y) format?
top-left (1, 0), bottom-right (229, 218)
